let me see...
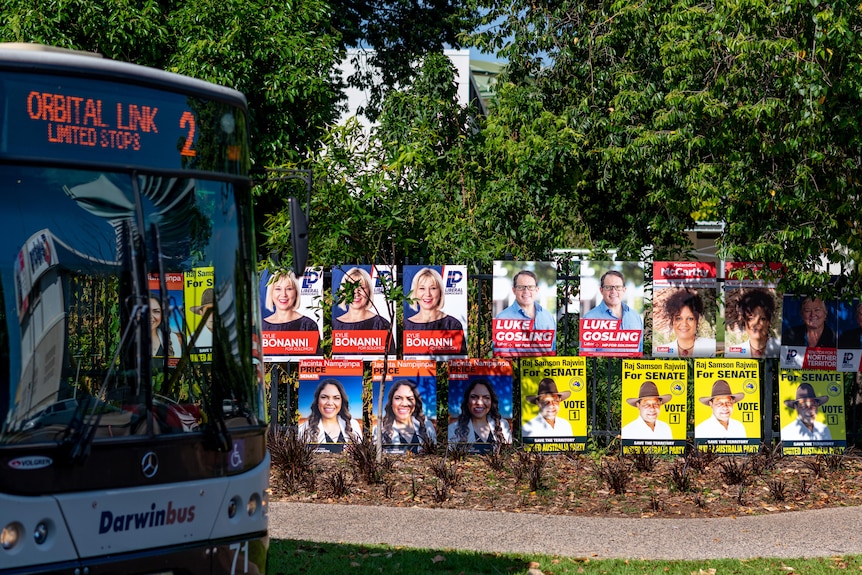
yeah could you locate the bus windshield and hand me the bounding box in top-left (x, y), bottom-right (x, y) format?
top-left (0, 166), bottom-right (262, 444)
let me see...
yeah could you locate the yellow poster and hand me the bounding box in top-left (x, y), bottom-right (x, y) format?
top-left (184, 266), bottom-right (214, 363)
top-left (778, 369), bottom-right (846, 455)
top-left (621, 360), bottom-right (687, 455)
top-left (693, 359), bottom-right (761, 454)
top-left (520, 357), bottom-right (587, 452)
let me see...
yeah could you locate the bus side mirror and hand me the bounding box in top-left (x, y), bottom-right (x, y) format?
top-left (288, 196), bottom-right (308, 277)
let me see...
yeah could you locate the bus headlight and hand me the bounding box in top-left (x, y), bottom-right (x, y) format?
top-left (34, 522), bottom-right (49, 545)
top-left (1, 522), bottom-right (22, 550)
top-left (247, 493), bottom-right (261, 516)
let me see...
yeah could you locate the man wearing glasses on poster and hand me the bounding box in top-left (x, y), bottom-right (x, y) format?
top-left (582, 270), bottom-right (644, 352)
top-left (496, 270), bottom-right (556, 333)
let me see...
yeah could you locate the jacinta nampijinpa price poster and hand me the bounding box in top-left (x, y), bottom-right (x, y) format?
top-left (148, 272), bottom-right (184, 368)
top-left (778, 369), bottom-right (846, 455)
top-left (693, 359), bottom-right (761, 454)
top-left (520, 357), bottom-right (587, 453)
top-left (370, 360), bottom-right (438, 454)
top-left (297, 359), bottom-right (365, 453)
top-left (620, 360), bottom-right (687, 455)
top-left (447, 358), bottom-right (513, 453)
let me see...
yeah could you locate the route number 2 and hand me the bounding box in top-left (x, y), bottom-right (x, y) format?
top-left (180, 111), bottom-right (197, 157)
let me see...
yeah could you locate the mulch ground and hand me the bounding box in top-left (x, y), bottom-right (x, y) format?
top-left (269, 444), bottom-right (862, 518)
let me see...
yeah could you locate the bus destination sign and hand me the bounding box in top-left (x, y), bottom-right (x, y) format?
top-left (1, 72), bottom-right (246, 173)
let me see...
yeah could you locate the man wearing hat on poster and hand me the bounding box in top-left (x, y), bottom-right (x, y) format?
top-left (522, 378), bottom-right (573, 438)
top-left (621, 381), bottom-right (672, 440)
top-left (695, 380), bottom-right (747, 438)
top-left (190, 287), bottom-right (215, 348)
top-left (781, 383), bottom-right (832, 441)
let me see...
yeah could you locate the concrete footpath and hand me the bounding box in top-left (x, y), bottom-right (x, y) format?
top-left (269, 502), bottom-right (862, 560)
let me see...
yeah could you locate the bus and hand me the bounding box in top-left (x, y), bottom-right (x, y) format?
top-left (0, 44), bottom-right (269, 574)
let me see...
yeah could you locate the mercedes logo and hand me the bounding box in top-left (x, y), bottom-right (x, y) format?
top-left (141, 451), bottom-right (159, 478)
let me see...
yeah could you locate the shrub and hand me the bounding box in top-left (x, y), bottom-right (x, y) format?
top-left (268, 425), bottom-right (316, 494)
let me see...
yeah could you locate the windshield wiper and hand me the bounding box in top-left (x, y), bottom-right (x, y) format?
top-left (63, 304), bottom-right (145, 464)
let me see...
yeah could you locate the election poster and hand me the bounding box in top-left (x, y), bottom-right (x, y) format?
top-left (297, 359), bottom-right (365, 453)
top-left (148, 272), bottom-right (185, 368)
top-left (837, 298), bottom-right (862, 372)
top-left (260, 267), bottom-right (323, 361)
top-left (184, 266), bottom-right (214, 363)
top-left (780, 295), bottom-right (838, 370)
top-left (331, 265), bottom-right (397, 360)
top-left (491, 261), bottom-right (557, 357)
top-left (402, 265), bottom-right (468, 359)
top-left (370, 359), bottom-right (438, 453)
top-left (447, 358), bottom-right (513, 452)
top-left (620, 360), bottom-right (687, 455)
top-left (778, 369), bottom-right (846, 455)
top-left (580, 261), bottom-right (645, 357)
top-left (724, 262), bottom-right (782, 359)
top-left (520, 357), bottom-right (587, 453)
top-left (652, 261), bottom-right (717, 358)
top-left (693, 359), bottom-right (761, 454)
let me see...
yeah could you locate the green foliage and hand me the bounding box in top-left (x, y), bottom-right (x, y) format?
top-left (271, 539), bottom-right (862, 574)
top-left (468, 0), bottom-right (862, 292)
top-left (336, 0), bottom-right (479, 120)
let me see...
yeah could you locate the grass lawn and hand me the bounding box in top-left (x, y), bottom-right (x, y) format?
top-left (269, 539), bottom-right (862, 574)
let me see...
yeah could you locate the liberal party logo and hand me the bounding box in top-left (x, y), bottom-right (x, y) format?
top-left (301, 269), bottom-right (320, 288)
top-left (446, 270), bottom-right (463, 288)
top-left (374, 269), bottom-right (392, 290)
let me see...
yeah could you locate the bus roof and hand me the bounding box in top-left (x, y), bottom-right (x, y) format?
top-left (0, 43), bottom-right (247, 109)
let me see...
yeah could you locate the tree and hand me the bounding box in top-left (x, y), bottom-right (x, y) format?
top-left (333, 0), bottom-right (479, 119)
top-left (1, 0), bottom-right (345, 249)
top-left (469, 0), bottom-right (862, 293)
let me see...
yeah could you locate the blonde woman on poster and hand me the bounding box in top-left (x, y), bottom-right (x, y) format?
top-left (262, 271), bottom-right (320, 333)
top-left (522, 379), bottom-right (573, 438)
top-left (333, 267), bottom-right (391, 332)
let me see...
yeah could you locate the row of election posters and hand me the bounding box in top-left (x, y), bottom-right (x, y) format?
top-left (293, 358), bottom-right (845, 456)
top-left (148, 267), bottom-right (215, 365)
top-left (259, 260), bottom-right (862, 372)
